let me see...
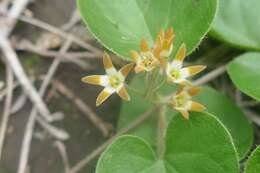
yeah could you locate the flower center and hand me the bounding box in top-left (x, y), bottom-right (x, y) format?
top-left (140, 52), bottom-right (158, 71)
top-left (170, 68), bottom-right (181, 79)
top-left (109, 75), bottom-right (121, 88)
top-left (174, 93), bottom-right (190, 108)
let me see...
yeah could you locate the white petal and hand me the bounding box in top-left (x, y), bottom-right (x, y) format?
top-left (170, 60), bottom-right (182, 69)
top-left (185, 100), bottom-right (192, 110)
top-left (104, 87), bottom-right (116, 94)
top-left (180, 68), bottom-right (189, 79)
top-left (100, 75), bottom-right (109, 87)
top-left (106, 67), bottom-right (117, 76)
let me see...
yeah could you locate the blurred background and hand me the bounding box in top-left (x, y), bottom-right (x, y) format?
top-left (0, 0), bottom-right (121, 172)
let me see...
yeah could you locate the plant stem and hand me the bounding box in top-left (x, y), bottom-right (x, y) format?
top-left (150, 78), bottom-right (166, 94)
top-left (157, 105), bottom-right (167, 159)
top-left (145, 69), bottom-right (159, 99)
top-left (125, 84), bottom-right (143, 95)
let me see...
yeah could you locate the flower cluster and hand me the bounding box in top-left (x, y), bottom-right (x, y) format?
top-left (82, 28), bottom-right (206, 119)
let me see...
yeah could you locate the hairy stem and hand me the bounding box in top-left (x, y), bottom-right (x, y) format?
top-left (145, 69), bottom-right (160, 99)
top-left (157, 105), bottom-right (167, 158)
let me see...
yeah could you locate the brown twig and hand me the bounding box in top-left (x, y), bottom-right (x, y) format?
top-left (61, 10), bottom-right (80, 31)
top-left (69, 106), bottom-right (157, 173)
top-left (18, 15), bottom-right (103, 55)
top-left (50, 79), bottom-right (111, 137)
top-left (193, 65), bottom-right (227, 86)
top-left (10, 91), bottom-right (27, 114)
top-left (17, 39), bottom-right (72, 173)
top-left (36, 115), bottom-right (69, 140)
top-left (54, 141), bottom-right (71, 173)
top-left (0, 62), bottom-right (13, 160)
top-left (15, 39), bottom-right (98, 59)
top-left (241, 101), bottom-right (260, 107)
top-left (0, 79), bottom-right (19, 101)
top-left (1, 0), bottom-right (31, 37)
top-left (0, 77), bottom-right (65, 139)
top-left (235, 89), bottom-right (243, 106)
top-left (243, 109), bottom-right (260, 127)
top-left (0, 36), bottom-right (54, 122)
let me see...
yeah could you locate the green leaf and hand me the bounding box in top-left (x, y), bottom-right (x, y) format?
top-left (228, 52), bottom-right (260, 101)
top-left (165, 112), bottom-right (239, 173)
top-left (194, 87), bottom-right (253, 159)
top-left (245, 146), bottom-right (260, 173)
top-left (96, 135), bottom-right (157, 173)
top-left (211, 0), bottom-right (260, 50)
top-left (118, 75), bottom-right (252, 160)
top-left (97, 112), bottom-right (239, 173)
top-left (77, 0), bottom-right (218, 60)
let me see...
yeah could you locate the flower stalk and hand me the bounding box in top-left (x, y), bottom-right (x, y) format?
top-left (157, 105), bottom-right (167, 158)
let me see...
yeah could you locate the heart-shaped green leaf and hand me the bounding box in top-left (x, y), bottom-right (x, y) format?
top-left (194, 87), bottom-right (253, 159)
top-left (228, 52), bottom-right (260, 101)
top-left (118, 75), bottom-right (252, 160)
top-left (211, 0), bottom-right (260, 50)
top-left (245, 146), bottom-right (260, 173)
top-left (77, 0), bottom-right (218, 60)
top-left (96, 135), bottom-right (158, 173)
top-left (97, 112), bottom-right (239, 173)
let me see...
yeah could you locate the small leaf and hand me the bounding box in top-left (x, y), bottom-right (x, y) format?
top-left (165, 112), bottom-right (239, 173)
top-left (194, 87), bottom-right (253, 159)
top-left (245, 146), bottom-right (260, 173)
top-left (96, 135), bottom-right (157, 173)
top-left (228, 52), bottom-right (260, 101)
top-left (77, 0), bottom-right (218, 60)
top-left (97, 112), bottom-right (239, 173)
top-left (211, 0), bottom-right (260, 50)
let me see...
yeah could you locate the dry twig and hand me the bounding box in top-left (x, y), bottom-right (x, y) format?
top-left (243, 109), bottom-right (260, 127)
top-left (15, 39), bottom-right (97, 59)
top-left (17, 39), bottom-right (72, 173)
top-left (0, 37), bottom-right (54, 122)
top-left (10, 92), bottom-right (27, 114)
top-left (1, 0), bottom-right (31, 37)
top-left (0, 62), bottom-right (13, 160)
top-left (61, 10), bottom-right (81, 31)
top-left (54, 141), bottom-right (71, 173)
top-left (0, 79), bottom-right (19, 101)
top-left (51, 79), bottom-right (111, 137)
top-left (18, 15), bottom-right (103, 55)
top-left (193, 65), bottom-right (227, 86)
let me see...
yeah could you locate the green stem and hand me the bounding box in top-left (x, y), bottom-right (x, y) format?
top-left (144, 70), bottom-right (158, 99)
top-left (125, 84), bottom-right (143, 95)
top-left (157, 105), bottom-right (166, 158)
top-left (146, 69), bottom-right (163, 99)
top-left (150, 78), bottom-right (166, 94)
